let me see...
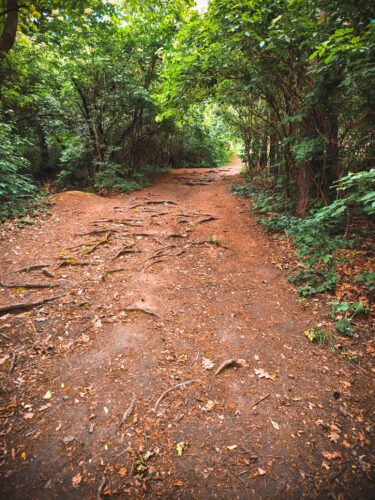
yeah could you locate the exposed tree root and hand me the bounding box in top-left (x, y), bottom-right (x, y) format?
top-left (55, 261), bottom-right (94, 270)
top-left (123, 304), bottom-right (162, 317)
top-left (130, 200), bottom-right (178, 209)
top-left (215, 359), bottom-right (240, 376)
top-left (0, 293), bottom-right (66, 315)
top-left (197, 216), bottom-right (219, 224)
top-left (152, 380), bottom-right (199, 413)
top-left (16, 264), bottom-right (50, 273)
top-left (0, 281), bottom-right (59, 289)
top-left (111, 247), bottom-right (141, 261)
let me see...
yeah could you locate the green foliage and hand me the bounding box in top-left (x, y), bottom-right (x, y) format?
top-left (233, 180), bottom-right (351, 297)
top-left (0, 121), bottom-right (37, 221)
top-left (229, 184), bottom-right (255, 197)
top-left (329, 300), bottom-right (369, 336)
top-left (356, 270), bottom-right (375, 291)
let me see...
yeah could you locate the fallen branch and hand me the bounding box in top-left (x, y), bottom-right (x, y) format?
top-left (0, 293), bottom-right (66, 315)
top-left (16, 264), bottom-right (50, 273)
top-left (118, 399), bottom-right (135, 429)
top-left (0, 281), bottom-right (59, 289)
top-left (9, 352), bottom-right (16, 374)
top-left (215, 359), bottom-right (240, 376)
top-left (153, 380), bottom-right (199, 413)
top-left (250, 393), bottom-right (270, 411)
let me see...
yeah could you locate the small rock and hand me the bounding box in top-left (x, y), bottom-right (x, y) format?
top-left (63, 435), bottom-right (76, 445)
top-left (288, 374), bottom-right (295, 379)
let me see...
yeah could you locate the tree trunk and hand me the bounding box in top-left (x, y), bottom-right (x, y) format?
top-left (259, 129), bottom-right (268, 170)
top-left (297, 109), bottom-right (320, 217)
top-left (0, 0), bottom-right (18, 60)
top-left (0, 0), bottom-right (18, 89)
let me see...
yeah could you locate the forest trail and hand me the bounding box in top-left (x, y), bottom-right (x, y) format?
top-left (0, 159), bottom-right (373, 499)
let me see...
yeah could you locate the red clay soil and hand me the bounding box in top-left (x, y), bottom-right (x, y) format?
top-left (0, 159), bottom-right (374, 499)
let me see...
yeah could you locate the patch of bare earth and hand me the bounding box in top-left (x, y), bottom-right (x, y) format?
top-left (0, 159), bottom-right (374, 498)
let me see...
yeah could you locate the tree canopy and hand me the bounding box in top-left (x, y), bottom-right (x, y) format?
top-left (0, 0), bottom-right (374, 220)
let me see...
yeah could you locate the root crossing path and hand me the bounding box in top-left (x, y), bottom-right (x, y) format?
top-left (0, 159), bottom-right (373, 498)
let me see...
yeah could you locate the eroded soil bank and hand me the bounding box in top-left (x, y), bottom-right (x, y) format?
top-left (0, 159), bottom-right (374, 498)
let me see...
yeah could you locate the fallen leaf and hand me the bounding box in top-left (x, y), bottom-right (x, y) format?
top-left (227, 445), bottom-right (237, 450)
top-left (43, 390), bottom-right (52, 400)
top-left (328, 432), bottom-right (340, 443)
top-left (176, 442), bottom-right (185, 456)
top-left (258, 468), bottom-right (266, 475)
top-left (72, 472), bottom-right (82, 487)
top-left (322, 451), bottom-right (341, 460)
top-left (23, 412), bottom-right (34, 419)
top-left (202, 400), bottom-right (215, 412)
top-left (271, 420), bottom-right (280, 430)
top-left (254, 368), bottom-right (273, 380)
top-left (118, 467), bottom-right (127, 477)
top-left (202, 357), bottom-right (214, 370)
top-left (322, 461), bottom-right (330, 470)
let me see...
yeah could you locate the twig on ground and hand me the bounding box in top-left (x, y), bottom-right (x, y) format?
top-left (0, 332), bottom-right (12, 341)
top-left (118, 399), bottom-right (135, 429)
top-left (153, 380), bottom-right (199, 413)
top-left (250, 393), bottom-right (270, 411)
top-left (215, 359), bottom-right (240, 376)
top-left (42, 269), bottom-right (56, 279)
top-left (238, 470), bottom-right (249, 484)
top-left (97, 476), bottom-right (107, 499)
top-left (0, 293), bottom-right (66, 314)
top-left (9, 352), bottom-right (16, 374)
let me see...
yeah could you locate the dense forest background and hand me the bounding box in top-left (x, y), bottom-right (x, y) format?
top-left (0, 0), bottom-right (374, 251)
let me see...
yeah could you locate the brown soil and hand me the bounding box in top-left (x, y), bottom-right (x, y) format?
top-left (0, 159), bottom-right (374, 498)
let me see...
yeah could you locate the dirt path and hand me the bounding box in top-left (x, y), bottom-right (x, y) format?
top-left (0, 159), bottom-right (374, 498)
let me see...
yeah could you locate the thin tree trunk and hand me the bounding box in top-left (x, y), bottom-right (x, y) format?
top-left (297, 109), bottom-right (320, 217)
top-left (259, 129), bottom-right (268, 170)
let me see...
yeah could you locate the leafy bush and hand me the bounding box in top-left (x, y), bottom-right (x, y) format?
top-left (231, 181), bottom-right (352, 297)
top-left (330, 301), bottom-right (369, 337)
top-left (0, 122), bottom-right (37, 221)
